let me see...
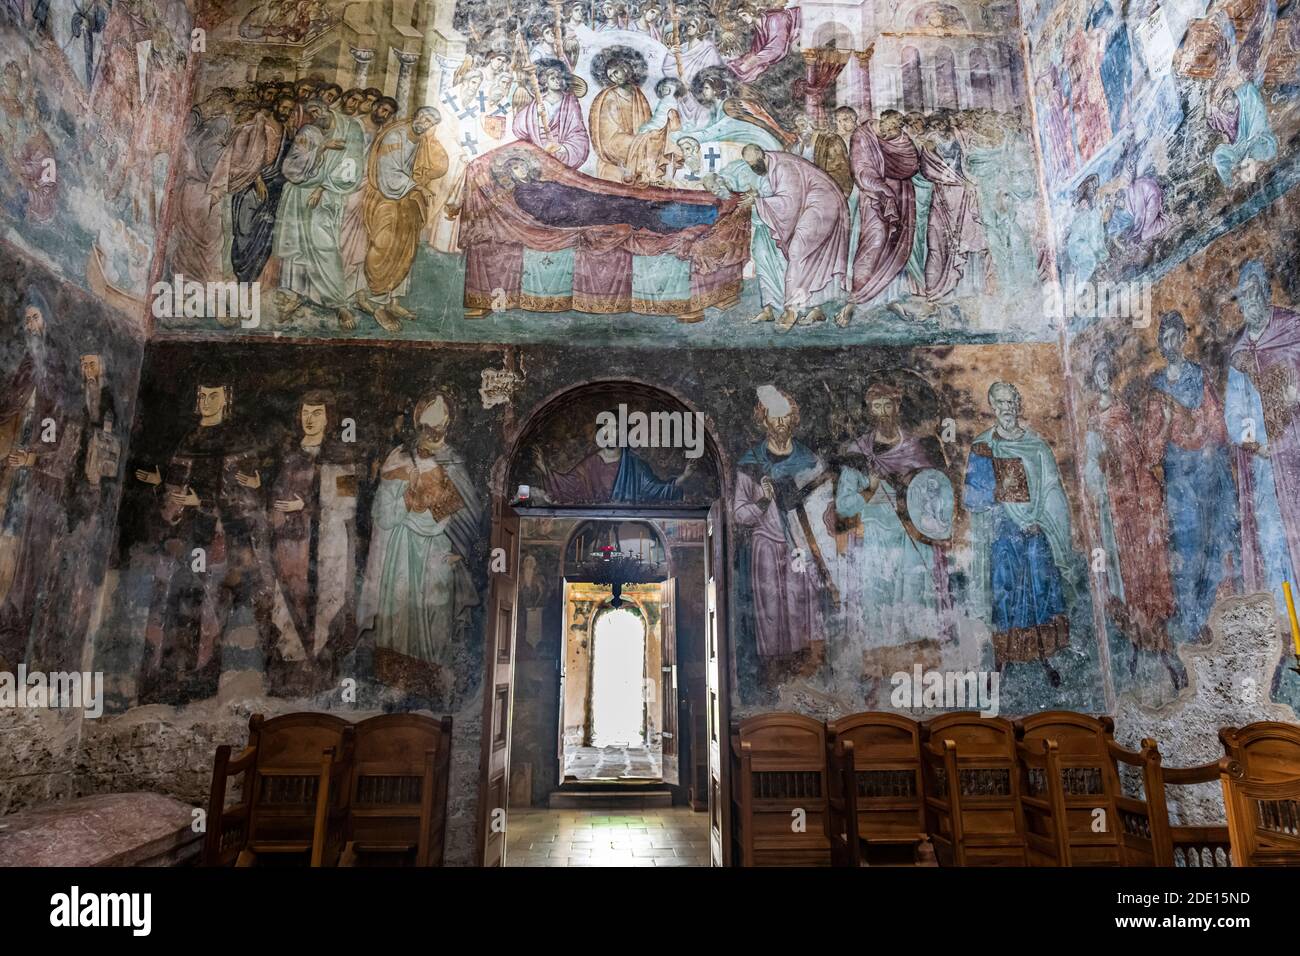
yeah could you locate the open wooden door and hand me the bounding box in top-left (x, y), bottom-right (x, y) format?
top-left (658, 577), bottom-right (678, 786)
top-left (557, 578), bottom-right (569, 784)
top-left (704, 500), bottom-right (730, 866)
top-left (478, 497), bottom-right (520, 866)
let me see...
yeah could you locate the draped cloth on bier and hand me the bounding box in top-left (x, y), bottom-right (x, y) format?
top-left (459, 143), bottom-right (749, 317)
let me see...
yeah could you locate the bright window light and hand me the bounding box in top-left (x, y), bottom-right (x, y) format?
top-left (590, 608), bottom-right (646, 747)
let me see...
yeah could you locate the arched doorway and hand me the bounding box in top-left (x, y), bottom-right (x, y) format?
top-left (478, 380), bottom-right (733, 867)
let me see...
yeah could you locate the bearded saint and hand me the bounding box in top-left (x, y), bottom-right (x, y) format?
top-left (849, 112), bottom-right (920, 306)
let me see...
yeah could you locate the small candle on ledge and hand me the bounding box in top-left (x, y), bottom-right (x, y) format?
top-left (1284, 581), bottom-right (1300, 656)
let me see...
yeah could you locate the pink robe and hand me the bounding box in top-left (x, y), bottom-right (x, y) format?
top-left (754, 151), bottom-right (848, 307)
top-left (918, 147), bottom-right (987, 300)
top-left (849, 124), bottom-right (918, 304)
top-left (1230, 307), bottom-right (1300, 586)
top-left (727, 8), bottom-right (800, 82)
top-left (512, 93), bottom-right (590, 168)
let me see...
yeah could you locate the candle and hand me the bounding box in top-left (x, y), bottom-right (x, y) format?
top-left (1285, 581), bottom-right (1300, 656)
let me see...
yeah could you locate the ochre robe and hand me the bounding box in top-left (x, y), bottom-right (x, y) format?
top-left (362, 121), bottom-right (449, 296)
top-left (590, 85), bottom-right (653, 182)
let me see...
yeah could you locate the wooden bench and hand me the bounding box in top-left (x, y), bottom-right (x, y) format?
top-left (1015, 736), bottom-right (1072, 866)
top-left (827, 712), bottom-right (928, 863)
top-left (730, 713), bottom-right (831, 866)
top-left (1221, 761), bottom-right (1300, 866)
top-left (921, 713), bottom-right (1028, 866)
top-left (335, 714), bottom-right (452, 867)
top-left (1143, 721), bottom-right (1300, 867)
top-left (1015, 712), bottom-right (1162, 866)
top-left (203, 713), bottom-right (353, 867)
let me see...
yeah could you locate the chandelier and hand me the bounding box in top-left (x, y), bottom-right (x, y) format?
top-left (572, 545), bottom-right (665, 608)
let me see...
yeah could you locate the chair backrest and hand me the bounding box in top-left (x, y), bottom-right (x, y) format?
top-left (345, 713), bottom-right (453, 866)
top-left (245, 713), bottom-right (353, 856)
top-left (1220, 722), bottom-right (1300, 780)
top-left (1015, 737), bottom-right (1072, 866)
top-left (204, 712), bottom-right (352, 866)
top-left (921, 712), bottom-right (1027, 866)
top-left (1015, 711), bottom-right (1128, 865)
top-left (828, 712), bottom-right (925, 849)
top-left (1220, 762), bottom-right (1300, 866)
top-left (730, 713), bottom-right (831, 866)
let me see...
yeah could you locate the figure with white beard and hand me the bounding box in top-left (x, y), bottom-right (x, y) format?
top-left (359, 390), bottom-right (483, 700)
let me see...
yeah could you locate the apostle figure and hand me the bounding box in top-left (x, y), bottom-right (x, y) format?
top-left (963, 382), bottom-right (1074, 686)
top-left (169, 89), bottom-right (235, 284)
top-left (833, 382), bottom-right (949, 681)
top-left (735, 145), bottom-right (848, 331)
top-left (274, 98), bottom-right (367, 330)
top-left (0, 289), bottom-right (71, 667)
top-left (266, 391), bottom-right (359, 690)
top-left (1226, 261), bottom-right (1300, 600)
top-left (1066, 174), bottom-right (1107, 284)
top-left (793, 113), bottom-right (852, 198)
top-left (589, 46), bottom-right (652, 182)
top-left (733, 386), bottom-right (828, 673)
top-left (1084, 351), bottom-right (1183, 688)
top-left (513, 58), bottom-right (590, 169)
top-left (727, 0), bottom-right (799, 83)
top-left (359, 390), bottom-right (482, 701)
top-left (359, 106), bottom-right (447, 333)
top-left (915, 123), bottom-right (988, 302)
top-left (215, 94), bottom-right (296, 285)
top-left (134, 379), bottom-right (276, 703)
top-left (532, 422), bottom-right (693, 505)
top-left (841, 110), bottom-right (920, 325)
top-left (1143, 311), bottom-right (1241, 644)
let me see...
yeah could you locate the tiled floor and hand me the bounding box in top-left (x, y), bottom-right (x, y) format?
top-left (505, 807), bottom-right (711, 867)
top-left (563, 745), bottom-right (662, 781)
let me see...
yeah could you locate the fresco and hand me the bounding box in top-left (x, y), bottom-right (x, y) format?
top-left (1069, 187), bottom-right (1300, 714)
top-left (0, 241), bottom-right (142, 676)
top-left (86, 342), bottom-right (1108, 728)
top-left (97, 343), bottom-right (498, 712)
top-left (1027, 0), bottom-right (1300, 289)
top-left (0, 0), bottom-right (194, 314)
top-left (149, 0), bottom-right (1055, 347)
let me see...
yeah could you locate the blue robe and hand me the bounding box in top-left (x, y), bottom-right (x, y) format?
top-left (1150, 363), bottom-right (1241, 642)
top-left (610, 449), bottom-right (685, 503)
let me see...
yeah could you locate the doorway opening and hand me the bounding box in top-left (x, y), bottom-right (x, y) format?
top-left (569, 605), bottom-right (658, 780)
top-left (479, 379), bottom-right (733, 868)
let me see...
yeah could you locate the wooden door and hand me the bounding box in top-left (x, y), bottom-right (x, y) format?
top-left (659, 577), bottom-right (678, 786)
top-left (704, 499), bottom-right (730, 866)
top-left (557, 578), bottom-right (569, 783)
top-left (478, 497), bottom-right (520, 867)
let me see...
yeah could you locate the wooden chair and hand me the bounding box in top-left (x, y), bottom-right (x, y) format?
top-left (920, 713), bottom-right (1028, 866)
top-left (730, 713), bottom-right (832, 866)
top-left (1145, 722), bottom-right (1300, 867)
top-left (335, 713), bottom-right (453, 867)
top-left (1221, 761), bottom-right (1300, 866)
top-left (826, 738), bottom-right (862, 867)
top-left (203, 713), bottom-right (353, 867)
top-left (1015, 712), bottom-right (1160, 866)
top-left (1015, 736), bottom-right (1072, 866)
top-left (827, 712), bottom-right (927, 862)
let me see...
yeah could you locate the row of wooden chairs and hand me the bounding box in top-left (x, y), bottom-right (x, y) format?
top-left (203, 712), bottom-right (452, 867)
top-left (731, 711), bottom-right (1300, 867)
